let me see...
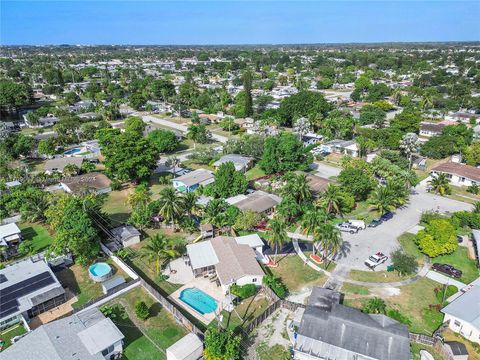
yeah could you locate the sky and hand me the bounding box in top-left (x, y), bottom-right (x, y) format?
top-left (1, 1), bottom-right (479, 45)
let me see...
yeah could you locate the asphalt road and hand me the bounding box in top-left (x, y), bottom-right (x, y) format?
top-left (333, 182), bottom-right (472, 270)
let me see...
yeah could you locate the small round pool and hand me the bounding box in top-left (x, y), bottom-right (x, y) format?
top-left (88, 262), bottom-right (112, 282)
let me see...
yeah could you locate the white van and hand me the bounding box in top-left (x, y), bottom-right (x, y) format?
top-left (348, 220), bottom-right (366, 230)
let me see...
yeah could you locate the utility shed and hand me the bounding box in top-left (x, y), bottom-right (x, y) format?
top-left (166, 332), bottom-right (203, 360)
top-left (101, 276), bottom-right (126, 295)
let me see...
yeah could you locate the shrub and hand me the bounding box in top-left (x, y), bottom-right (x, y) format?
top-left (230, 283), bottom-right (257, 299)
top-left (110, 179), bottom-right (122, 191)
top-left (135, 301), bottom-right (149, 320)
top-left (362, 297), bottom-right (386, 314)
top-left (263, 275), bottom-right (287, 299)
top-left (415, 219), bottom-right (457, 257)
top-left (391, 249), bottom-right (418, 275)
top-left (386, 309), bottom-right (412, 326)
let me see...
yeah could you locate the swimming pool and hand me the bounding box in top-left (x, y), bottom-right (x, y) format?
top-left (179, 288), bottom-right (218, 315)
top-left (88, 262), bottom-right (112, 282)
top-left (64, 147), bottom-right (82, 156)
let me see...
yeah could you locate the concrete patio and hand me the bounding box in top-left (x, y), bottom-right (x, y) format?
top-left (162, 257), bottom-right (194, 284)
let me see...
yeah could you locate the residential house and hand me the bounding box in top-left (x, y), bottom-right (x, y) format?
top-left (0, 223), bottom-right (22, 259)
top-left (292, 287), bottom-right (410, 360)
top-left (186, 235), bottom-right (265, 293)
top-left (226, 190), bottom-right (281, 215)
top-left (1, 308), bottom-right (124, 360)
top-left (60, 172), bottom-right (112, 195)
top-left (110, 225), bottom-right (142, 247)
top-left (431, 162), bottom-right (480, 187)
top-left (441, 280), bottom-right (480, 344)
top-left (419, 122), bottom-right (446, 138)
top-left (0, 258), bottom-right (66, 329)
top-left (172, 169), bottom-right (214, 193)
top-left (446, 112), bottom-right (480, 124)
top-left (305, 174), bottom-right (330, 197)
top-left (44, 157), bottom-right (84, 174)
top-left (213, 154), bottom-right (254, 172)
top-left (320, 139), bottom-right (359, 157)
top-left (23, 115), bottom-right (59, 128)
top-left (301, 132), bottom-right (323, 147)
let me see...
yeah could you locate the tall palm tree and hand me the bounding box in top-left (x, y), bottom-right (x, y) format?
top-left (141, 233), bottom-right (180, 275)
top-left (301, 207), bottom-right (329, 237)
top-left (294, 174), bottom-right (312, 204)
top-left (157, 187), bottom-right (184, 228)
top-left (368, 186), bottom-right (397, 215)
top-left (318, 185), bottom-right (344, 216)
top-left (182, 192), bottom-right (198, 217)
top-left (267, 217), bottom-right (288, 265)
top-left (317, 223), bottom-right (342, 265)
top-left (166, 156), bottom-right (180, 176)
top-left (428, 173), bottom-right (451, 196)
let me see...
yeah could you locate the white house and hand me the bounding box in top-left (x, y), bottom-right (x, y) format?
top-left (186, 235), bottom-right (265, 293)
top-left (441, 280), bottom-right (480, 344)
top-left (1, 308), bottom-right (124, 359)
top-left (431, 162), bottom-right (480, 187)
top-left (419, 123), bottom-right (446, 138)
top-left (0, 223), bottom-right (22, 259)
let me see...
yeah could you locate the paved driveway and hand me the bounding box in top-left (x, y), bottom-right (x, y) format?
top-left (425, 270), bottom-right (465, 289)
top-left (310, 162), bottom-right (342, 179)
top-left (333, 184), bottom-right (472, 270)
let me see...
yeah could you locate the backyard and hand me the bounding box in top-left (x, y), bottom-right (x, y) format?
top-left (18, 222), bottom-right (53, 255)
top-left (0, 323), bottom-right (27, 351)
top-left (56, 258), bottom-right (131, 309)
top-left (106, 287), bottom-right (188, 360)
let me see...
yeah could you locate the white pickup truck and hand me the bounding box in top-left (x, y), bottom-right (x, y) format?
top-left (364, 252), bottom-right (388, 269)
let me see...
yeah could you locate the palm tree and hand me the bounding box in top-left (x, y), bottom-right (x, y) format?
top-left (157, 187), bottom-right (184, 228)
top-left (165, 156), bottom-right (180, 176)
top-left (428, 173), bottom-right (451, 196)
top-left (267, 217), bottom-right (288, 265)
top-left (141, 233), bottom-right (180, 275)
top-left (294, 174), bottom-right (312, 204)
top-left (301, 207), bottom-right (329, 237)
top-left (318, 185), bottom-right (344, 216)
top-left (182, 192), bottom-right (198, 217)
top-left (368, 186), bottom-right (397, 215)
top-left (316, 223), bottom-right (342, 265)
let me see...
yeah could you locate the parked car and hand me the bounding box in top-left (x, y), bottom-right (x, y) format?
top-left (432, 263), bottom-right (463, 278)
top-left (348, 220), bottom-right (366, 230)
top-left (336, 222), bottom-right (359, 234)
top-left (365, 252), bottom-right (388, 269)
top-left (380, 212), bottom-right (393, 221)
top-left (368, 218), bottom-right (383, 228)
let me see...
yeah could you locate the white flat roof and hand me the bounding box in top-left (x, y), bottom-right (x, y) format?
top-left (186, 241), bottom-right (218, 269)
top-left (166, 333), bottom-right (203, 359)
top-left (235, 234), bottom-right (264, 248)
top-left (0, 223), bottom-right (21, 239)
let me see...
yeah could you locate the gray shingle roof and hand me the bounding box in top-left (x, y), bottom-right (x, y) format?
top-left (295, 287), bottom-right (410, 360)
top-left (442, 285), bottom-right (480, 329)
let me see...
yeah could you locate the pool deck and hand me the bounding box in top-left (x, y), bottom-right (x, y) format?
top-left (169, 277), bottom-right (229, 324)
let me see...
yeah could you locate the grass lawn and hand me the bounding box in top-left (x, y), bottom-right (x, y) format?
top-left (0, 323), bottom-right (27, 350)
top-left (18, 222), bottom-right (54, 254)
top-left (448, 185), bottom-right (480, 205)
top-left (113, 287), bottom-right (188, 350)
top-left (344, 278), bottom-right (444, 335)
top-left (147, 173), bottom-right (169, 200)
top-left (102, 187), bottom-right (133, 223)
top-left (348, 269), bottom-right (411, 283)
top-left (256, 342), bottom-right (290, 360)
top-left (216, 293), bottom-right (271, 332)
top-left (246, 165), bottom-right (266, 181)
top-left (410, 343), bottom-right (447, 360)
top-left (270, 254), bottom-right (327, 293)
top-left (432, 247), bottom-right (479, 284)
top-left (341, 283), bottom-right (370, 295)
top-left (56, 259), bottom-right (130, 309)
top-left (398, 232), bottom-right (425, 264)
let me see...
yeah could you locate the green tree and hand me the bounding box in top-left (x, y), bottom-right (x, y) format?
top-left (391, 249), bottom-right (418, 275)
top-left (278, 91), bottom-right (332, 127)
top-left (210, 162), bottom-right (248, 198)
top-left (267, 217), bottom-right (288, 265)
top-left (363, 297), bottom-right (386, 314)
top-left (0, 79), bottom-right (31, 113)
top-left (147, 129), bottom-right (179, 153)
top-left (428, 173), bottom-right (451, 196)
top-left (242, 70), bottom-right (253, 117)
top-left (157, 187), bottom-right (184, 228)
top-left (338, 167), bottom-right (375, 201)
top-left (203, 326), bottom-right (241, 360)
top-left (318, 184), bottom-right (354, 216)
top-left (141, 233), bottom-right (180, 275)
top-left (416, 219), bottom-right (457, 257)
top-left (135, 301), bottom-right (150, 320)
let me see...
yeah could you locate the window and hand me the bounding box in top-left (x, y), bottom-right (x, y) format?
top-left (454, 320), bottom-right (461, 327)
top-left (101, 345), bottom-right (114, 356)
top-left (252, 278), bottom-right (257, 283)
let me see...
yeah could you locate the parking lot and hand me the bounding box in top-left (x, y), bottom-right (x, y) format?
top-left (333, 183), bottom-right (472, 270)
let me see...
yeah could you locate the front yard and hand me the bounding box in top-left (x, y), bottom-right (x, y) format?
top-left (106, 287), bottom-right (188, 360)
top-left (348, 269), bottom-right (411, 283)
top-left (269, 254), bottom-right (327, 294)
top-left (432, 247), bottom-right (479, 284)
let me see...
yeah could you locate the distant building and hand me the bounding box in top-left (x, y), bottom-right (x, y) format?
top-left (213, 154), bottom-right (254, 172)
top-left (0, 258), bottom-right (66, 329)
top-left (60, 172), bottom-right (112, 195)
top-left (44, 157), bottom-right (84, 174)
top-left (172, 169), bottom-right (214, 193)
top-left (320, 139), bottom-right (359, 157)
top-left (1, 308), bottom-right (124, 359)
top-left (226, 190), bottom-right (281, 215)
top-left (431, 162), bottom-right (480, 187)
top-left (419, 122), bottom-right (446, 138)
top-left (292, 287), bottom-right (410, 360)
top-left (111, 225), bottom-right (142, 247)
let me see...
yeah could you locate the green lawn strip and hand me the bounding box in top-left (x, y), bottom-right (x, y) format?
top-left (256, 342), bottom-right (290, 360)
top-left (18, 222), bottom-right (54, 253)
top-left (0, 324), bottom-right (27, 350)
top-left (398, 232), bottom-right (424, 262)
top-left (270, 254), bottom-right (326, 293)
top-left (432, 247), bottom-right (479, 285)
top-left (245, 165), bottom-right (266, 181)
top-left (348, 269), bottom-right (411, 283)
top-left (341, 283), bottom-right (370, 295)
